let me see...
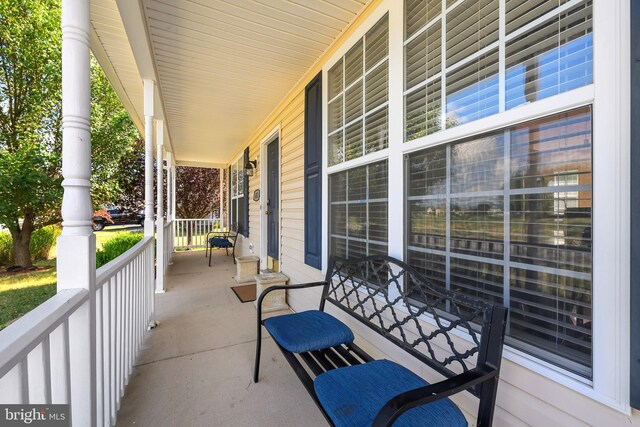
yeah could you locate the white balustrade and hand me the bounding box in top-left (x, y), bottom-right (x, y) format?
top-left (173, 218), bottom-right (221, 250)
top-left (0, 236), bottom-right (155, 426)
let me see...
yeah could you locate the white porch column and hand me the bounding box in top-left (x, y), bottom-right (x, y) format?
top-left (143, 80), bottom-right (157, 328)
top-left (166, 152), bottom-right (172, 220)
top-left (143, 80), bottom-right (155, 237)
top-left (57, 0), bottom-right (96, 425)
top-left (166, 153), bottom-right (174, 259)
top-left (171, 163), bottom-right (177, 259)
top-left (156, 120), bottom-right (165, 293)
top-left (172, 164), bottom-right (177, 220)
top-left (219, 168), bottom-right (224, 230)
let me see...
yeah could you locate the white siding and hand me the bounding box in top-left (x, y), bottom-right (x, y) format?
top-left (228, 0), bottom-right (639, 425)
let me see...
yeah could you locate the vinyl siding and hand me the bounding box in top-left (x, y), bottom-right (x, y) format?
top-left (225, 0), bottom-right (639, 425)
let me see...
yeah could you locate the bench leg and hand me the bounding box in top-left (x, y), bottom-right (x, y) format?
top-left (208, 249), bottom-right (212, 267)
top-left (254, 322), bottom-right (262, 383)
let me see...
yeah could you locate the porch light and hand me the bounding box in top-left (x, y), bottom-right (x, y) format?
top-left (244, 159), bottom-right (257, 177)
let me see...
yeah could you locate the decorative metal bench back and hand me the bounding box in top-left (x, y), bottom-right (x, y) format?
top-left (322, 255), bottom-right (500, 394)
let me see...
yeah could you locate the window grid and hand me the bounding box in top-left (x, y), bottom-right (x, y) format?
top-left (328, 15), bottom-right (389, 166)
top-left (330, 161), bottom-right (388, 259)
top-left (404, 0), bottom-right (593, 142)
top-left (405, 107), bottom-right (593, 377)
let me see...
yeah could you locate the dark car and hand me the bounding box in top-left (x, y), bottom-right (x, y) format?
top-left (92, 208), bottom-right (144, 231)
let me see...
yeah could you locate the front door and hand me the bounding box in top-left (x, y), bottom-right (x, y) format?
top-left (266, 138), bottom-right (279, 260)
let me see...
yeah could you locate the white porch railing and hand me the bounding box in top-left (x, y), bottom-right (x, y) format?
top-left (173, 218), bottom-right (221, 250)
top-left (0, 236), bottom-right (155, 426)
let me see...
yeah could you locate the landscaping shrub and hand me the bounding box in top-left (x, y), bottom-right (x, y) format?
top-left (30, 226), bottom-right (61, 262)
top-left (96, 231), bottom-right (144, 268)
top-left (0, 226), bottom-right (60, 265)
top-left (0, 232), bottom-right (11, 264)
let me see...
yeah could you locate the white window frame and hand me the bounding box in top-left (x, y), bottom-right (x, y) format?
top-left (320, 0), bottom-right (630, 413)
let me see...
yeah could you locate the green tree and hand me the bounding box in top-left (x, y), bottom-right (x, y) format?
top-left (0, 0), bottom-right (141, 266)
top-left (89, 59), bottom-right (142, 205)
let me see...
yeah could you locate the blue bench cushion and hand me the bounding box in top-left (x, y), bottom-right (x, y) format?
top-left (209, 237), bottom-right (232, 248)
top-left (314, 359), bottom-right (467, 427)
top-left (264, 310), bottom-right (354, 353)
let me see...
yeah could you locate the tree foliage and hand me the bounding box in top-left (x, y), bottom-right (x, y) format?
top-left (175, 167), bottom-right (219, 219)
top-left (90, 59), bottom-right (142, 205)
top-left (0, 0), bottom-right (142, 266)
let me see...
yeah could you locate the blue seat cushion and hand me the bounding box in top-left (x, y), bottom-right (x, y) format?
top-left (264, 310), bottom-right (354, 353)
top-left (209, 237), bottom-right (232, 248)
top-left (314, 359), bottom-right (467, 427)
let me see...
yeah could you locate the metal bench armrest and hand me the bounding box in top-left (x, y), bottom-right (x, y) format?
top-left (372, 366), bottom-right (498, 427)
top-left (256, 281), bottom-right (328, 322)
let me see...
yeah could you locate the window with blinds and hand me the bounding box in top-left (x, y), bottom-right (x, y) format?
top-left (328, 15), bottom-right (389, 166)
top-left (405, 106), bottom-right (593, 377)
top-left (230, 156), bottom-right (245, 230)
top-left (330, 160), bottom-right (388, 259)
top-left (404, 0), bottom-right (593, 141)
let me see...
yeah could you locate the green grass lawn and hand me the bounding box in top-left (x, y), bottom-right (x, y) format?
top-left (0, 227), bottom-right (143, 330)
top-left (0, 260), bottom-right (57, 329)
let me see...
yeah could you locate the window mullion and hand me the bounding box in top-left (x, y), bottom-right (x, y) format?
top-left (365, 165), bottom-right (370, 255)
top-left (361, 34), bottom-right (367, 158)
top-left (342, 59), bottom-right (346, 165)
top-left (499, 0), bottom-right (506, 113)
top-left (345, 169), bottom-right (349, 256)
top-left (503, 128), bottom-right (511, 336)
top-left (440, 0), bottom-right (447, 130)
top-left (445, 144), bottom-right (451, 292)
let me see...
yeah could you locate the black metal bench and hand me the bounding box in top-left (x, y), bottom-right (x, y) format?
top-left (254, 255), bottom-right (508, 426)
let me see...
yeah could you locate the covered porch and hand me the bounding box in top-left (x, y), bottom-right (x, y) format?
top-left (114, 250), bottom-right (325, 427)
top-left (0, 0), bottom-right (638, 426)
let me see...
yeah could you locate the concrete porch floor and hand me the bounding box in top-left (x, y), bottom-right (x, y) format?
top-left (115, 250), bottom-right (327, 427)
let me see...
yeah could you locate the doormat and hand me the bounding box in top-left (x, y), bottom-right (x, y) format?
top-left (231, 284), bottom-right (256, 303)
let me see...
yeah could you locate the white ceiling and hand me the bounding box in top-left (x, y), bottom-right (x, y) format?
top-left (91, 0), bottom-right (370, 166)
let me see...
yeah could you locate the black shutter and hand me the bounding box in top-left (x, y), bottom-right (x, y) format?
top-left (631, 0), bottom-right (640, 409)
top-left (243, 147), bottom-right (250, 237)
top-left (304, 72), bottom-right (322, 269)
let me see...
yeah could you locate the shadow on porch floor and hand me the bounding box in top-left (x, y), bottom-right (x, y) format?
top-left (115, 250), bottom-right (326, 426)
